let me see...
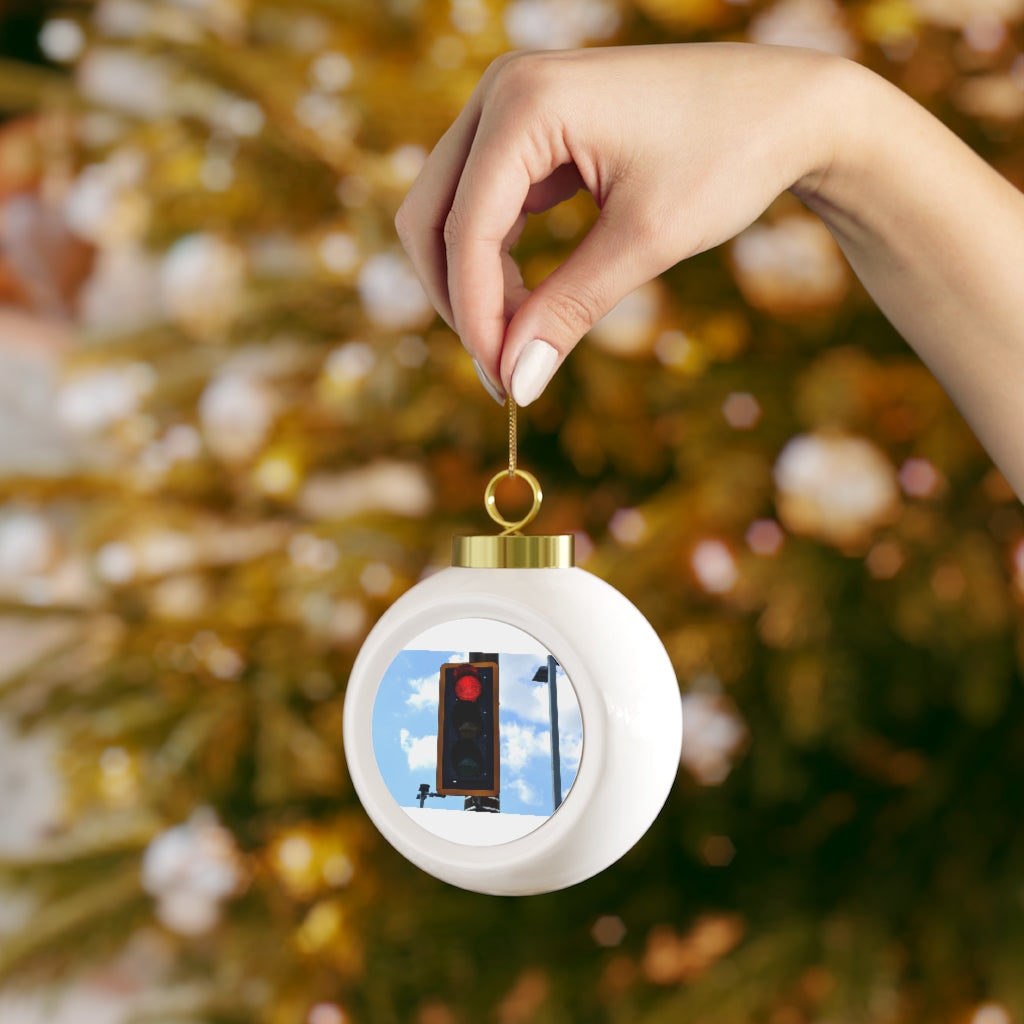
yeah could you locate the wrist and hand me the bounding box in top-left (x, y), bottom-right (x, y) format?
top-left (788, 54), bottom-right (878, 215)
top-left (790, 56), bottom-right (953, 257)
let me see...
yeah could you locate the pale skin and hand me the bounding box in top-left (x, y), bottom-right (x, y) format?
top-left (395, 43), bottom-right (1024, 499)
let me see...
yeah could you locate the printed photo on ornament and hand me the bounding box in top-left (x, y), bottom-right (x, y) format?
top-left (372, 618), bottom-right (583, 846)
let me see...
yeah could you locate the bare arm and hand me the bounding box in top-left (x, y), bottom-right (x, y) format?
top-left (796, 62), bottom-right (1024, 496)
top-left (395, 43), bottom-right (1024, 497)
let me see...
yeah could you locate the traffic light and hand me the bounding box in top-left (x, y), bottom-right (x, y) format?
top-left (436, 659), bottom-right (499, 797)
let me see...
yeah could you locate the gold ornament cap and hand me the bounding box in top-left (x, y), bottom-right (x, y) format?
top-left (451, 467), bottom-right (574, 569)
top-left (452, 532), bottom-right (575, 569)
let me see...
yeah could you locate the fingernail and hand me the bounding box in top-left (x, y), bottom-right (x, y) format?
top-left (472, 358), bottom-right (506, 405)
top-left (511, 339), bottom-right (559, 407)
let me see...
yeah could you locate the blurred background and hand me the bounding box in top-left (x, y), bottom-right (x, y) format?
top-left (1, 0), bottom-right (1023, 1022)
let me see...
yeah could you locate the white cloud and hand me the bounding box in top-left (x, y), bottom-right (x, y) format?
top-left (501, 720), bottom-right (551, 772)
top-left (405, 674), bottom-right (438, 712)
top-left (500, 676), bottom-right (549, 722)
top-left (399, 729), bottom-right (436, 772)
top-left (508, 777), bottom-right (541, 806)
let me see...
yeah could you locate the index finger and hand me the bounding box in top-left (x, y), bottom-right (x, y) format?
top-left (394, 55), bottom-right (520, 331)
top-left (445, 93), bottom-right (569, 381)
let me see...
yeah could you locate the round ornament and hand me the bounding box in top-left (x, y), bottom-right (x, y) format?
top-left (343, 404), bottom-right (682, 895)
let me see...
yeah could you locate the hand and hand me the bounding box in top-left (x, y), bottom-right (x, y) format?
top-left (395, 43), bottom-right (845, 405)
top-left (397, 42), bottom-right (1024, 500)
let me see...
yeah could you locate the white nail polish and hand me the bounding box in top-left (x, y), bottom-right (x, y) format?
top-left (472, 358), bottom-right (506, 405)
top-left (511, 339), bottom-right (559, 407)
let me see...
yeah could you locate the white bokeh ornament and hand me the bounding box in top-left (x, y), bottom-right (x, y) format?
top-left (344, 402), bottom-right (682, 896)
top-left (141, 807), bottom-right (242, 935)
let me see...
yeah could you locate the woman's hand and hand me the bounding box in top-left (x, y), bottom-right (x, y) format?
top-left (396, 42), bottom-right (1024, 499)
top-left (396, 43), bottom-right (844, 405)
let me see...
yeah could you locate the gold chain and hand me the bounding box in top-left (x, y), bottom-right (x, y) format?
top-left (484, 397), bottom-right (541, 534)
top-left (507, 396), bottom-right (517, 478)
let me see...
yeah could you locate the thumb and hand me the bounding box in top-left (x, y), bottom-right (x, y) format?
top-left (500, 209), bottom-right (655, 406)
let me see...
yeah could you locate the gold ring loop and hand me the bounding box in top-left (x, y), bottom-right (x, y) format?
top-left (484, 468), bottom-right (542, 535)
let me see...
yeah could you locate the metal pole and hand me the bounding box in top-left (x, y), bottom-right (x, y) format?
top-left (547, 655), bottom-right (562, 810)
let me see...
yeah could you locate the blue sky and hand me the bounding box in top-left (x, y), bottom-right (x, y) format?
top-left (372, 619), bottom-right (582, 823)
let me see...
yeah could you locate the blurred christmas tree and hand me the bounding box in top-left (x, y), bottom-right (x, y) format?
top-left (1, 0), bottom-right (1024, 1022)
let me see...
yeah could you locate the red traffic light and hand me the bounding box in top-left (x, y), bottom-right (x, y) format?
top-left (454, 671), bottom-right (482, 702)
top-left (437, 659), bottom-right (499, 797)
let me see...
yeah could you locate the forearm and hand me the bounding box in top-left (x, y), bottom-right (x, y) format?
top-left (795, 59), bottom-right (1024, 497)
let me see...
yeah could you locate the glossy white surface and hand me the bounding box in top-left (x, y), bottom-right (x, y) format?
top-left (344, 566), bottom-right (683, 896)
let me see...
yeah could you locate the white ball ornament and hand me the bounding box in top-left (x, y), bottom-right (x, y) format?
top-left (344, 437), bottom-right (683, 896)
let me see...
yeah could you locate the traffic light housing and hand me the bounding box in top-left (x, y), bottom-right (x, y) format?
top-left (436, 660), bottom-right (499, 797)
